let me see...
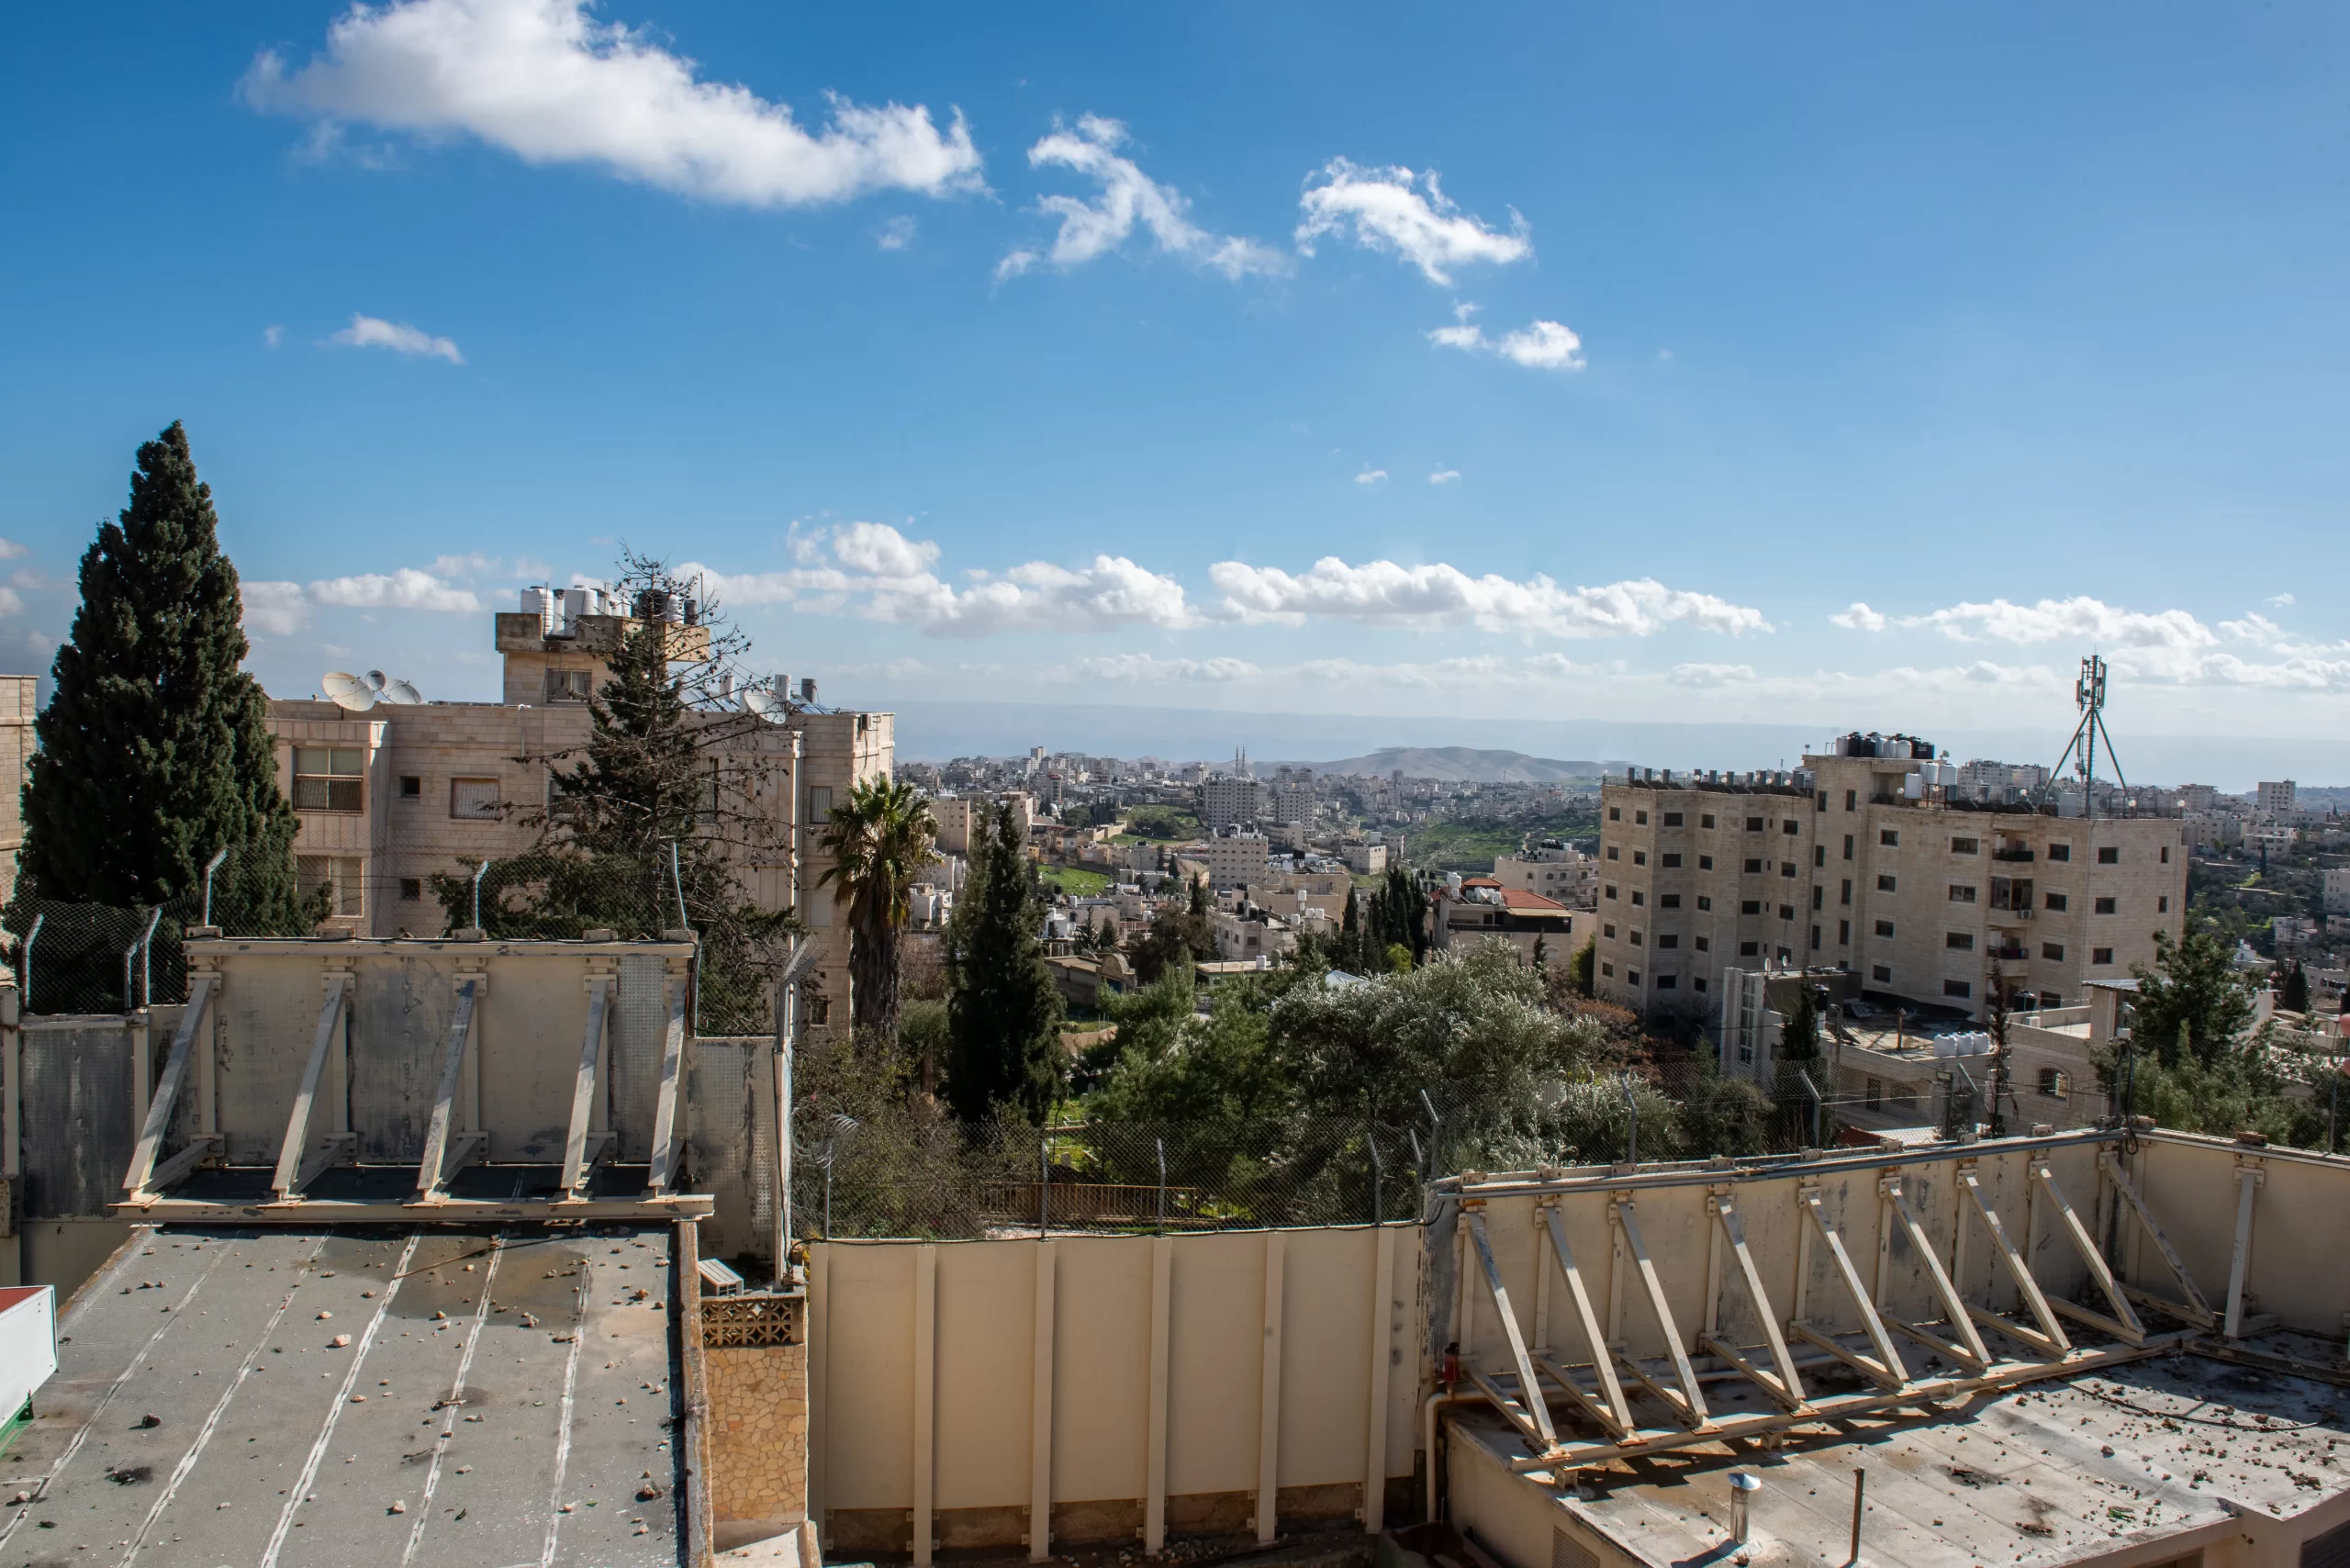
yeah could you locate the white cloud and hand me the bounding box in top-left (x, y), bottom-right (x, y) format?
top-left (263, 325), bottom-right (285, 349)
top-left (684, 522), bottom-right (1199, 638)
top-left (1070, 654), bottom-right (1260, 684)
top-left (0, 587), bottom-right (22, 617)
top-left (309, 567), bottom-right (483, 612)
top-left (1428, 307), bottom-right (1583, 370)
top-left (2267, 593), bottom-right (2296, 609)
top-left (1667, 663), bottom-right (1756, 688)
top-left (326, 313), bottom-right (464, 364)
top-left (1904, 595), bottom-right (2215, 650)
top-left (1830, 602), bottom-right (1887, 632)
top-left (1428, 469), bottom-right (1460, 486)
top-left (242, 0), bottom-right (982, 207)
top-left (1295, 160), bottom-right (1531, 285)
top-left (1353, 467), bottom-right (1389, 485)
top-left (876, 215), bottom-right (916, 251)
top-left (242, 580), bottom-right (311, 635)
top-left (0, 539), bottom-right (25, 561)
top-left (431, 552), bottom-right (503, 578)
top-left (24, 631), bottom-right (53, 655)
top-left (1208, 558), bottom-right (1770, 638)
top-left (1000, 115), bottom-right (1284, 280)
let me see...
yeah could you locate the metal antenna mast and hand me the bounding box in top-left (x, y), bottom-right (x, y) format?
top-left (2037, 654), bottom-right (2127, 818)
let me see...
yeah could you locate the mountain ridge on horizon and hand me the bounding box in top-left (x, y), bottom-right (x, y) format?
top-left (1278, 745), bottom-right (1618, 783)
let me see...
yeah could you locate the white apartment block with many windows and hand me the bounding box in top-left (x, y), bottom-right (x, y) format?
top-left (1590, 737), bottom-right (2187, 1022)
top-left (266, 592), bottom-right (892, 1032)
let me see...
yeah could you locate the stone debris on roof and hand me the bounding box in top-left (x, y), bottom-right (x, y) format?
top-left (0, 1222), bottom-right (689, 1566)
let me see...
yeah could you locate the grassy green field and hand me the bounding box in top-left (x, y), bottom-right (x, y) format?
top-left (1123, 807), bottom-right (1203, 841)
top-left (1407, 809), bottom-right (1599, 873)
top-left (1043, 866), bottom-right (1116, 897)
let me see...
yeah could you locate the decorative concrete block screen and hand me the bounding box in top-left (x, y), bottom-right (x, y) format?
top-left (808, 1223), bottom-right (1421, 1562)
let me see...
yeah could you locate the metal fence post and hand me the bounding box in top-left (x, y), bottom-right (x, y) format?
top-left (137, 905), bottom-right (163, 1010)
top-left (201, 848), bottom-right (227, 928)
top-left (1038, 1139), bottom-right (1050, 1238)
top-left (19, 912), bottom-right (42, 1014)
top-left (1419, 1088), bottom-right (1442, 1180)
top-left (1155, 1136), bottom-right (1166, 1235)
top-left (1367, 1124), bottom-right (1383, 1226)
top-left (1797, 1068), bottom-right (1823, 1148)
top-left (471, 858), bottom-right (493, 931)
top-left (1620, 1071), bottom-right (1639, 1166)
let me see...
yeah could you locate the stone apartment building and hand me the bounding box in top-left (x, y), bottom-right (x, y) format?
top-left (1493, 838), bottom-right (1596, 909)
top-left (265, 591), bottom-right (892, 1031)
top-left (1592, 732), bottom-right (2188, 1023)
top-left (0, 675), bottom-right (33, 904)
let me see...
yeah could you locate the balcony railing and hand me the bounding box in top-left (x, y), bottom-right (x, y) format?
top-left (1991, 848), bottom-right (2035, 863)
top-left (1993, 946), bottom-right (2030, 961)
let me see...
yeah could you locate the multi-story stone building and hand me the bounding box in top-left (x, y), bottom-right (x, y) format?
top-left (1493, 839), bottom-right (1596, 909)
top-left (1200, 773), bottom-right (1260, 832)
top-left (1592, 732), bottom-right (2188, 1024)
top-left (264, 591), bottom-right (892, 1032)
top-left (0, 675), bottom-right (34, 905)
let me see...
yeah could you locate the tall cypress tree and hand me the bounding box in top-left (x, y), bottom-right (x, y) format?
top-left (19, 422), bottom-right (300, 921)
top-left (943, 801), bottom-right (1066, 1123)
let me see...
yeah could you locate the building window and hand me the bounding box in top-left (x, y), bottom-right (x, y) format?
top-left (1663, 812), bottom-right (1684, 827)
top-left (1603, 924), bottom-right (1617, 939)
top-left (1838, 919), bottom-right (1850, 945)
top-left (2094, 896), bottom-right (2117, 914)
top-left (1695, 936), bottom-right (1709, 952)
top-left (2046, 843), bottom-right (2072, 862)
top-left (1636, 810), bottom-right (1650, 825)
top-left (1655, 974), bottom-right (1677, 990)
top-left (1812, 886), bottom-right (1823, 910)
top-left (1632, 850), bottom-right (1648, 867)
top-left (1695, 895), bottom-right (1712, 912)
top-left (1876, 874), bottom-right (1897, 892)
top-left (2160, 845), bottom-right (2170, 864)
top-left (1698, 855), bottom-right (1714, 871)
top-left (1778, 903), bottom-right (1796, 921)
top-left (292, 746), bottom-right (364, 812)
top-left (1781, 862), bottom-right (1797, 879)
top-left (2156, 895), bottom-right (2168, 913)
top-left (1740, 899), bottom-right (1762, 915)
top-left (2098, 846), bottom-right (2120, 865)
top-left (1629, 930), bottom-right (1644, 946)
top-left (296, 856), bottom-right (364, 917)
top-left (806, 991), bottom-right (833, 1026)
top-left (1872, 964), bottom-right (1892, 982)
top-left (1740, 941), bottom-right (1760, 957)
top-left (1625, 969), bottom-right (1642, 986)
top-left (1631, 890), bottom-right (1646, 906)
top-left (544, 668), bottom-right (593, 703)
top-left (450, 777), bottom-right (502, 820)
top-left (2092, 946), bottom-right (2114, 965)
top-left (2043, 991), bottom-right (2065, 1008)
top-left (2045, 891), bottom-right (2068, 912)
top-left (1813, 845), bottom-right (1826, 868)
top-left (1879, 829), bottom-right (1898, 847)
top-left (1657, 934), bottom-right (1679, 949)
top-left (1783, 820), bottom-right (1799, 835)
top-left (2042, 942), bottom-right (2065, 961)
top-left (1843, 834), bottom-right (1854, 860)
top-left (1841, 878), bottom-right (1852, 906)
top-left (1601, 963), bottom-right (1615, 979)
top-left (1661, 893), bottom-right (1681, 909)
top-left (1694, 977), bottom-right (1708, 992)
top-left (1951, 836), bottom-right (1978, 855)
top-left (1874, 919), bottom-right (1895, 937)
top-left (1605, 884), bottom-right (1618, 900)
top-left (1745, 816), bottom-right (1764, 832)
top-left (1943, 979), bottom-right (1973, 999)
top-left (398, 878), bottom-right (421, 902)
top-left (398, 775), bottom-right (421, 799)
top-left (1811, 924), bottom-right (1822, 949)
top-left (1844, 790), bottom-right (1857, 812)
top-left (807, 785), bottom-right (834, 824)
top-left (1743, 857), bottom-right (1763, 874)
top-left (1946, 932), bottom-right (1975, 950)
top-left (1949, 884), bottom-right (1977, 903)
top-left (1661, 852), bottom-right (1682, 868)
top-left (1608, 806), bottom-right (1621, 822)
top-left (1607, 846), bottom-right (1620, 861)
top-left (2038, 1069), bottom-right (2071, 1098)
top-left (1701, 814), bottom-right (1716, 829)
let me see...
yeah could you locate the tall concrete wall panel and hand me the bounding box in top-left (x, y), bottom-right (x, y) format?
top-left (18, 1021), bottom-right (135, 1219)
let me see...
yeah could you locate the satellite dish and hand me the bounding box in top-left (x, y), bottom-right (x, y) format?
top-left (321, 669), bottom-right (426, 712)
top-left (744, 686), bottom-right (787, 723)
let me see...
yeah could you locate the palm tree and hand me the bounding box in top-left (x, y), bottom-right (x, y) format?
top-left (816, 776), bottom-right (939, 1046)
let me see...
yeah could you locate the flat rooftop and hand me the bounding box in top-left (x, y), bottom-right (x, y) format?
top-left (2, 1221), bottom-right (688, 1566)
top-left (1452, 1334), bottom-right (2350, 1567)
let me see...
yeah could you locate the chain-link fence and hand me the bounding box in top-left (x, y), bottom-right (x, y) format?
top-left (1, 838), bottom-right (774, 1030)
top-left (786, 1059), bottom-right (1857, 1240)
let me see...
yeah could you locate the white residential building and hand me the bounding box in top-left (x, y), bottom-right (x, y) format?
top-left (1204, 828), bottom-right (1270, 889)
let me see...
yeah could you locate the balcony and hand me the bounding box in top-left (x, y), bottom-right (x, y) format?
top-left (1992, 847), bottom-right (2035, 863)
top-left (1993, 945), bottom-right (2030, 962)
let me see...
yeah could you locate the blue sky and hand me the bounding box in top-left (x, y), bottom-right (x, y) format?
top-left (4, 1), bottom-right (2346, 772)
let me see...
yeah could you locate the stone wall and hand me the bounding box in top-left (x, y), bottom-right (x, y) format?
top-left (706, 1339), bottom-right (808, 1528)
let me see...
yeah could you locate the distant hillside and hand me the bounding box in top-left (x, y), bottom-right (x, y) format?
top-left (1301, 745), bottom-right (1613, 783)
